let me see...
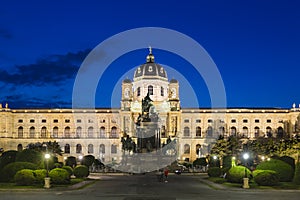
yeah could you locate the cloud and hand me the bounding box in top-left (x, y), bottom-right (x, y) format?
top-left (0, 49), bottom-right (91, 86)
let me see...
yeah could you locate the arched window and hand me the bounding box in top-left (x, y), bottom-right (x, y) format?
top-left (148, 85), bottom-right (153, 95)
top-left (196, 126), bottom-right (201, 137)
top-left (161, 86), bottom-right (164, 96)
top-left (242, 127), bottom-right (248, 138)
top-left (17, 144), bottom-right (23, 151)
top-left (64, 144), bottom-right (70, 154)
top-left (196, 144), bottom-right (202, 156)
top-left (76, 144), bottom-right (82, 154)
top-left (230, 127), bottom-right (237, 136)
top-left (277, 127), bottom-right (284, 138)
top-left (111, 126), bottom-right (117, 138)
top-left (18, 127), bottom-right (23, 138)
top-left (100, 144), bottom-right (105, 154)
top-left (266, 127), bottom-right (272, 137)
top-left (183, 127), bottom-right (190, 137)
top-left (184, 144), bottom-right (190, 154)
top-left (88, 144), bottom-right (94, 154)
top-left (29, 127), bottom-right (35, 138)
top-left (76, 127), bottom-right (82, 138)
top-left (64, 127), bottom-right (70, 138)
top-left (137, 87), bottom-right (141, 96)
top-left (254, 127), bottom-right (260, 138)
top-left (207, 126), bottom-right (213, 137)
top-left (88, 127), bottom-right (94, 138)
top-left (219, 126), bottom-right (225, 136)
top-left (111, 144), bottom-right (117, 154)
top-left (100, 126), bottom-right (105, 138)
top-left (53, 127), bottom-right (58, 138)
top-left (41, 127), bottom-right (47, 138)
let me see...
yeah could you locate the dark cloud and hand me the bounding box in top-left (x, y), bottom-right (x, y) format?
top-left (0, 49), bottom-right (91, 86)
top-left (0, 28), bottom-right (12, 39)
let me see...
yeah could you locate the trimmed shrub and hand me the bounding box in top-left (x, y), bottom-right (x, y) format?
top-left (34, 169), bottom-right (47, 184)
top-left (193, 157), bottom-right (207, 166)
top-left (256, 159), bottom-right (294, 182)
top-left (65, 156), bottom-right (77, 167)
top-left (226, 166), bottom-right (251, 183)
top-left (0, 162), bottom-right (37, 182)
top-left (293, 162), bottom-right (300, 185)
top-left (49, 168), bottom-right (70, 184)
top-left (62, 166), bottom-right (73, 177)
top-left (81, 155), bottom-right (95, 167)
top-left (14, 169), bottom-right (35, 186)
top-left (0, 150), bottom-right (18, 169)
top-left (222, 155), bottom-right (232, 169)
top-left (279, 156), bottom-right (295, 170)
top-left (74, 165), bottom-right (89, 178)
top-left (15, 149), bottom-right (42, 165)
top-left (254, 170), bottom-right (279, 186)
top-left (208, 167), bottom-right (222, 177)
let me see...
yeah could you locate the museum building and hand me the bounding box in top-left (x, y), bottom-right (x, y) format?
top-left (0, 49), bottom-right (299, 163)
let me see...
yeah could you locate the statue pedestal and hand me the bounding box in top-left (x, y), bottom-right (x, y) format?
top-left (44, 177), bottom-right (51, 189)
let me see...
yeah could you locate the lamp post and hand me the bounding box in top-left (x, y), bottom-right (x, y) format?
top-left (242, 152), bottom-right (250, 189)
top-left (44, 153), bottom-right (51, 188)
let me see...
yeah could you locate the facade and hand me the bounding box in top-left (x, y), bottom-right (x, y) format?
top-left (1, 49), bottom-right (300, 163)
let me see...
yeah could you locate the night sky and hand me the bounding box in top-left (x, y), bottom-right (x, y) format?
top-left (0, 0), bottom-right (299, 109)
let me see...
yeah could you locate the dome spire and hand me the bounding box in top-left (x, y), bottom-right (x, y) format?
top-left (146, 46), bottom-right (155, 63)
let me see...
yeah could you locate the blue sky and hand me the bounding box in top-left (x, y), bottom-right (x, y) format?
top-left (0, 0), bottom-right (299, 108)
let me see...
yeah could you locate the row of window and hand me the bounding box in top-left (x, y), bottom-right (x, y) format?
top-left (17, 126), bottom-right (119, 138)
top-left (136, 85), bottom-right (165, 96)
top-left (182, 126), bottom-right (284, 138)
top-left (184, 119), bottom-right (274, 123)
top-left (64, 144), bottom-right (117, 154)
top-left (18, 119), bottom-right (114, 123)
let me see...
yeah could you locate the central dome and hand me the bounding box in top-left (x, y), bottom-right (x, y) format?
top-left (133, 48), bottom-right (168, 81)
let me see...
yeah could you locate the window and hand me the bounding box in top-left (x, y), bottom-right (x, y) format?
top-left (148, 85), bottom-right (153, 95)
top-left (219, 126), bottom-right (225, 135)
top-left (266, 127), bottom-right (272, 137)
top-left (161, 87), bottom-right (164, 96)
top-left (100, 119), bottom-right (105, 123)
top-left (231, 127), bottom-right (237, 136)
top-left (53, 127), bottom-right (58, 138)
top-left (183, 127), bottom-right (190, 137)
top-left (64, 144), bottom-right (70, 154)
top-left (267, 119), bottom-right (272, 123)
top-left (137, 87), bottom-right (141, 96)
top-left (88, 144), bottom-right (94, 154)
top-left (231, 119), bottom-right (236, 123)
top-left (18, 119), bottom-right (23, 123)
top-left (184, 119), bottom-right (189, 123)
top-left (277, 127), bottom-right (284, 138)
top-left (255, 119), bottom-right (260, 123)
top-left (242, 127), bottom-right (248, 137)
top-left (100, 127), bottom-right (105, 138)
top-left (196, 119), bottom-right (201, 123)
top-left (53, 119), bottom-right (58, 123)
top-left (30, 119), bottom-right (35, 123)
top-left (76, 127), bottom-right (82, 138)
top-left (41, 127), bottom-right (47, 138)
top-left (110, 126), bottom-right (117, 138)
top-left (207, 126), bottom-right (213, 137)
top-left (77, 119), bottom-right (82, 123)
top-left (88, 119), bottom-right (93, 123)
top-left (184, 144), bottom-right (190, 154)
top-left (111, 144), bottom-right (117, 154)
top-left (29, 127), bottom-right (35, 138)
top-left (42, 119), bottom-right (46, 123)
top-left (100, 144), bottom-right (105, 154)
top-left (88, 127), bottom-right (94, 138)
top-left (243, 119), bottom-right (248, 123)
top-left (17, 144), bottom-right (23, 152)
top-left (76, 144), bottom-right (82, 154)
top-left (64, 127), bottom-right (71, 138)
top-left (65, 119), bottom-right (70, 123)
top-left (196, 127), bottom-right (201, 137)
top-left (254, 127), bottom-right (260, 137)
top-left (18, 127), bottom-right (23, 138)
top-left (208, 119), bottom-right (213, 123)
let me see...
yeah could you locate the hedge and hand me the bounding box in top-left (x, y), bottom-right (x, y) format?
top-left (0, 162), bottom-right (37, 182)
top-left (254, 170), bottom-right (279, 186)
top-left (62, 166), bottom-right (73, 177)
top-left (293, 162), bottom-right (300, 185)
top-left (74, 165), bottom-right (89, 178)
top-left (49, 168), bottom-right (70, 184)
top-left (14, 169), bottom-right (35, 186)
top-left (226, 166), bottom-right (251, 183)
top-left (256, 159), bottom-right (294, 182)
top-left (34, 169), bottom-right (47, 184)
top-left (208, 167), bottom-right (222, 177)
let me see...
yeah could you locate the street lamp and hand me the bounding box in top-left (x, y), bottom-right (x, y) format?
top-left (242, 152), bottom-right (250, 189)
top-left (44, 153), bottom-right (51, 189)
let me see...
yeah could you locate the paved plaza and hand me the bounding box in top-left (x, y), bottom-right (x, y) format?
top-left (0, 173), bottom-right (299, 200)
